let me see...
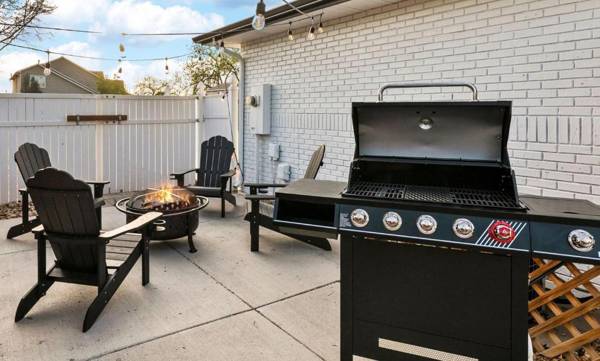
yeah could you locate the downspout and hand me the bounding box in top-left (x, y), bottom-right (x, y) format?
top-left (222, 48), bottom-right (245, 177)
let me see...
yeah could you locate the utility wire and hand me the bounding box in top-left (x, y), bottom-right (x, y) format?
top-left (0, 21), bottom-right (101, 34)
top-left (2, 41), bottom-right (193, 62)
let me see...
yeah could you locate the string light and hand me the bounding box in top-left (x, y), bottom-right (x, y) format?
top-left (252, 0), bottom-right (266, 31)
top-left (164, 57), bottom-right (169, 75)
top-left (43, 50), bottom-right (51, 77)
top-left (307, 17), bottom-right (316, 41)
top-left (318, 14), bottom-right (324, 34)
top-left (2, 41), bottom-right (192, 62)
top-left (219, 39), bottom-right (226, 55)
top-left (117, 59), bottom-right (122, 76)
top-left (287, 22), bottom-right (294, 41)
top-left (119, 43), bottom-right (125, 54)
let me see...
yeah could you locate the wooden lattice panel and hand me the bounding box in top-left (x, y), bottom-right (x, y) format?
top-left (529, 258), bottom-right (600, 361)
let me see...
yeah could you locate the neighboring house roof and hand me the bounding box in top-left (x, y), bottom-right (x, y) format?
top-left (193, 0), bottom-right (388, 45)
top-left (10, 56), bottom-right (102, 94)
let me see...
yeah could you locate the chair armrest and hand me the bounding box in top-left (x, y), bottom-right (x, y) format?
top-left (85, 180), bottom-right (110, 198)
top-left (170, 168), bottom-right (199, 187)
top-left (19, 187), bottom-right (28, 195)
top-left (99, 212), bottom-right (163, 240)
top-left (244, 183), bottom-right (288, 189)
top-left (32, 225), bottom-right (44, 235)
top-left (221, 169), bottom-right (236, 178)
top-left (170, 168), bottom-right (199, 178)
top-left (245, 194), bottom-right (276, 201)
top-left (85, 180), bottom-right (110, 185)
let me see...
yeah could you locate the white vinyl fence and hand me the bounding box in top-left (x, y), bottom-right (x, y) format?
top-left (0, 93), bottom-right (234, 204)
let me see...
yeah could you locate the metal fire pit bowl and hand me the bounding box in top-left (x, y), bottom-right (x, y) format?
top-left (115, 188), bottom-right (208, 253)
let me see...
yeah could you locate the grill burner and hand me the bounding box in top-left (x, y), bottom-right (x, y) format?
top-left (344, 181), bottom-right (522, 209)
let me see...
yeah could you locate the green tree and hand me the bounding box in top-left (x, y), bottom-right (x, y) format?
top-left (0, 0), bottom-right (55, 52)
top-left (183, 44), bottom-right (239, 95)
top-left (97, 76), bottom-right (128, 95)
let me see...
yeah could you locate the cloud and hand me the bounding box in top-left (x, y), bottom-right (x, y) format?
top-left (99, 1), bottom-right (223, 41)
top-left (43, 0), bottom-right (110, 26)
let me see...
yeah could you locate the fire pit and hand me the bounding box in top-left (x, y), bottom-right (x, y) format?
top-left (116, 185), bottom-right (208, 252)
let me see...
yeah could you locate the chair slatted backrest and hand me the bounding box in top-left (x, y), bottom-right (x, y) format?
top-left (196, 135), bottom-right (234, 188)
top-left (15, 143), bottom-right (52, 183)
top-left (303, 145), bottom-right (326, 180)
top-left (27, 168), bottom-right (101, 273)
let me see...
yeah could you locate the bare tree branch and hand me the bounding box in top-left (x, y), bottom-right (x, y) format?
top-left (0, 0), bottom-right (54, 52)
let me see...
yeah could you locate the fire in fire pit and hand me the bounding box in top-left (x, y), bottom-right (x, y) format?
top-left (132, 184), bottom-right (197, 212)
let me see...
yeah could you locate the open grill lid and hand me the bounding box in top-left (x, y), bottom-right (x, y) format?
top-left (352, 83), bottom-right (512, 166)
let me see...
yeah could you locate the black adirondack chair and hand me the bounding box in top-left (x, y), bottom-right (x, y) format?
top-left (14, 168), bottom-right (162, 332)
top-left (244, 145), bottom-right (329, 252)
top-left (7, 143), bottom-right (109, 239)
top-left (170, 135), bottom-right (236, 218)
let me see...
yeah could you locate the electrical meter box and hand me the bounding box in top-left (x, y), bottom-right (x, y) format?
top-left (249, 84), bottom-right (271, 135)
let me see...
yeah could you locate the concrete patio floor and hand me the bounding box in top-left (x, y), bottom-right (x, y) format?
top-left (0, 196), bottom-right (340, 361)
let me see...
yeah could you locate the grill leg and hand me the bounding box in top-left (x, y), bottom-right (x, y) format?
top-left (340, 233), bottom-right (353, 361)
top-left (187, 213), bottom-right (197, 253)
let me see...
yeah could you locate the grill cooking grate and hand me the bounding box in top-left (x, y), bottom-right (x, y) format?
top-left (344, 181), bottom-right (522, 209)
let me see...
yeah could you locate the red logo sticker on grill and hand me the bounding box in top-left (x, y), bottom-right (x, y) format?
top-left (489, 221), bottom-right (516, 244)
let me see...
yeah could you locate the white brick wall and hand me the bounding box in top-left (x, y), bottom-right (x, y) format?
top-left (241, 0), bottom-right (600, 202)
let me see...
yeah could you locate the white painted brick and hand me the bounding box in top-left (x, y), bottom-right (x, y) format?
top-left (241, 0), bottom-right (600, 199)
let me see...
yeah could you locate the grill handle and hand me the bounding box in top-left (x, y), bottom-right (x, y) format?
top-left (377, 82), bottom-right (478, 102)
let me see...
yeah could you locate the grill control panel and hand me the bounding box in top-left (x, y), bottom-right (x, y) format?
top-left (339, 205), bottom-right (530, 253)
top-left (531, 222), bottom-right (600, 263)
top-left (339, 205), bottom-right (600, 263)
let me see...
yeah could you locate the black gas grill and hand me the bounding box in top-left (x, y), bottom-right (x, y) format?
top-left (272, 82), bottom-right (600, 361)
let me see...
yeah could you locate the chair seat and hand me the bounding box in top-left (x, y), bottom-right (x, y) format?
top-left (187, 186), bottom-right (221, 198)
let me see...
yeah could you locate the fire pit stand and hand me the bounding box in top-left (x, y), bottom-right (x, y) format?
top-left (115, 188), bottom-right (208, 253)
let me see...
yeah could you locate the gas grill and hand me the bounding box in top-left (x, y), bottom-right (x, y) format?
top-left (272, 82), bottom-right (600, 361)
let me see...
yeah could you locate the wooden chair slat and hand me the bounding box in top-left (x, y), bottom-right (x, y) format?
top-left (196, 135), bottom-right (233, 187)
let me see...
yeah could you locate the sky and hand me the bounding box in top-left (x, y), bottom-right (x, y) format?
top-left (0, 0), bottom-right (281, 92)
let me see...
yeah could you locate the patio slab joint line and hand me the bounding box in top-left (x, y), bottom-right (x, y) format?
top-left (169, 243), bottom-right (331, 361)
top-left (88, 244), bottom-right (335, 360)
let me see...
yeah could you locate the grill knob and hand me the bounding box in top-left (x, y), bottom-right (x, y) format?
top-left (568, 230), bottom-right (595, 253)
top-left (350, 209), bottom-right (369, 228)
top-left (453, 218), bottom-right (475, 239)
top-left (489, 221), bottom-right (516, 244)
top-left (383, 212), bottom-right (402, 231)
top-left (417, 215), bottom-right (437, 235)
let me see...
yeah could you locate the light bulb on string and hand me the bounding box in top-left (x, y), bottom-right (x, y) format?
top-left (307, 17), bottom-right (316, 41)
top-left (43, 50), bottom-right (51, 76)
top-left (164, 57), bottom-right (169, 75)
top-left (252, 0), bottom-right (266, 30)
top-left (117, 59), bottom-right (122, 76)
top-left (119, 43), bottom-right (125, 54)
top-left (219, 39), bottom-right (225, 55)
top-left (318, 14), bottom-right (324, 33)
top-left (287, 22), bottom-right (294, 41)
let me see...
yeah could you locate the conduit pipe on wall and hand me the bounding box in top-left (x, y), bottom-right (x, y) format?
top-left (221, 47), bottom-right (245, 176)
